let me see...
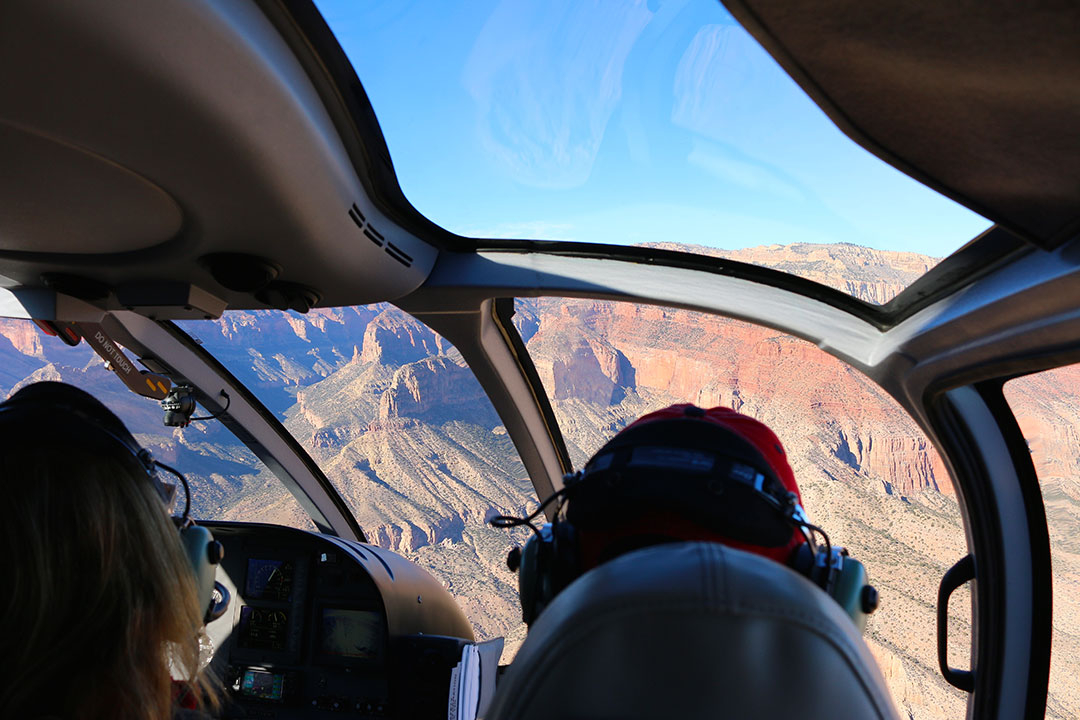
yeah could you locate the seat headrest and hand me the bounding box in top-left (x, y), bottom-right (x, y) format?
top-left (486, 542), bottom-right (900, 720)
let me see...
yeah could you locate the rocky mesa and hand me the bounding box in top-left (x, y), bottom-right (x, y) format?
top-left (0, 242), bottom-right (1077, 719)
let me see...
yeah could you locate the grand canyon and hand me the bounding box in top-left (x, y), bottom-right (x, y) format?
top-left (0, 242), bottom-right (1075, 720)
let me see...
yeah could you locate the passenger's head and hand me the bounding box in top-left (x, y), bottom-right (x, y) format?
top-left (508, 403), bottom-right (814, 626)
top-left (566, 403), bottom-right (806, 572)
top-left (507, 404), bottom-right (880, 629)
top-left (0, 382), bottom-right (213, 720)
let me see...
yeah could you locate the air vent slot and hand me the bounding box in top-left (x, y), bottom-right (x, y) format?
top-left (347, 203), bottom-right (385, 248)
top-left (386, 242), bottom-right (413, 267)
top-left (348, 203), bottom-right (366, 227)
top-left (363, 227), bottom-right (384, 247)
top-left (347, 203), bottom-right (409, 265)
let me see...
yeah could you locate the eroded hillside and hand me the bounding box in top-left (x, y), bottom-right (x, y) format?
top-left (0, 242), bottom-right (1076, 719)
top-left (515, 295), bottom-right (970, 718)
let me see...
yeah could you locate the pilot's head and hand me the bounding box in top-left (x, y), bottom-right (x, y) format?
top-left (566, 403), bottom-right (807, 573)
top-left (0, 382), bottom-right (216, 720)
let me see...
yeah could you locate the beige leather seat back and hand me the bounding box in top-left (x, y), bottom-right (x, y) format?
top-left (486, 542), bottom-right (900, 720)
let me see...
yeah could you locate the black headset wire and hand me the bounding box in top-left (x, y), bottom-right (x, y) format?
top-left (793, 518), bottom-right (832, 571)
top-left (188, 390), bottom-right (231, 422)
top-left (796, 524), bottom-right (816, 554)
top-left (492, 467), bottom-right (834, 577)
top-left (154, 460), bottom-right (192, 525)
top-left (489, 485), bottom-right (573, 539)
top-left (757, 487), bottom-right (832, 560)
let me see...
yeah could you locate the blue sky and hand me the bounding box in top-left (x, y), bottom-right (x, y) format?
top-left (315, 0), bottom-right (991, 257)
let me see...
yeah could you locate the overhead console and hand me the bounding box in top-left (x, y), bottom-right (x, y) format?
top-left (204, 522), bottom-right (477, 719)
top-left (0, 0), bottom-right (438, 314)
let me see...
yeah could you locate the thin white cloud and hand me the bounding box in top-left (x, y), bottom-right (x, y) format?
top-left (671, 23), bottom-right (775, 141)
top-left (463, 0), bottom-right (654, 189)
top-left (686, 139), bottom-right (807, 203)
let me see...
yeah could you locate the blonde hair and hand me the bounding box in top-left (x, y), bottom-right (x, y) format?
top-left (0, 387), bottom-right (217, 719)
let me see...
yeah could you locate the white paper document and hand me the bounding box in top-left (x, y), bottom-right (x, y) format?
top-left (448, 637), bottom-right (504, 720)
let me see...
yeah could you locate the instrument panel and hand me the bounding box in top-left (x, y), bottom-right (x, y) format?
top-left (203, 522), bottom-right (475, 719)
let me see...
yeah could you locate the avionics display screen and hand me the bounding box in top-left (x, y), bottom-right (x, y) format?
top-left (238, 606), bottom-right (289, 652)
top-left (239, 668), bottom-right (285, 701)
top-left (320, 608), bottom-right (382, 660)
top-left (245, 558), bottom-right (294, 601)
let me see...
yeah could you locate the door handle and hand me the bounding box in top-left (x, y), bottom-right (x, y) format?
top-left (938, 554), bottom-right (975, 691)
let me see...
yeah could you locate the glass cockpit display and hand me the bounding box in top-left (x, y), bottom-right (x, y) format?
top-left (320, 608), bottom-right (383, 660)
top-left (239, 668), bottom-right (286, 701)
top-left (245, 558), bottom-right (294, 601)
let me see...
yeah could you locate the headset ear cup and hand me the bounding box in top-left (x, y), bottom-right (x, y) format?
top-left (788, 541), bottom-right (816, 580)
top-left (552, 521), bottom-right (580, 592)
top-left (516, 530), bottom-right (545, 626)
top-left (179, 524), bottom-right (221, 619)
top-left (788, 541), bottom-right (835, 592)
top-left (516, 522), bottom-right (582, 627)
top-left (787, 542), bottom-right (876, 632)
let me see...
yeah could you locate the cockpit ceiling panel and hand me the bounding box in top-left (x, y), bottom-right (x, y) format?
top-left (0, 0), bottom-right (436, 310)
top-left (0, 122), bottom-right (183, 254)
top-left (723, 1), bottom-right (1080, 248)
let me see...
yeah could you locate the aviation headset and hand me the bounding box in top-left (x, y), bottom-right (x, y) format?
top-left (493, 406), bottom-right (879, 630)
top-left (0, 382), bottom-right (223, 621)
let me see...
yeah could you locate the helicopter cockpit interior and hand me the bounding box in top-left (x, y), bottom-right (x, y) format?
top-left (2, 1), bottom-right (1079, 718)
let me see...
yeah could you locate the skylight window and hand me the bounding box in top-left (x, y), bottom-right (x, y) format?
top-left (315, 0), bottom-right (992, 304)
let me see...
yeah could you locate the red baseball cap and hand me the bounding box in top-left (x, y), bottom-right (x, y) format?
top-left (566, 404), bottom-right (807, 569)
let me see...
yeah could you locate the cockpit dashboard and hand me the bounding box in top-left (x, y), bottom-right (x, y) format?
top-left (203, 522), bottom-right (476, 719)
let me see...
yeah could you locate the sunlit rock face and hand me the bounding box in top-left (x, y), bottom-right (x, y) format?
top-left (378, 356), bottom-right (491, 426)
top-left (3, 243), bottom-right (1079, 719)
top-left (520, 295), bottom-right (953, 497)
top-left (0, 318), bottom-right (45, 357)
top-left (645, 241), bottom-right (935, 305)
top-left (360, 309), bottom-right (448, 366)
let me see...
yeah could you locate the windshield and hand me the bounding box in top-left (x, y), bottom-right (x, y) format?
top-left (315, 0), bottom-right (991, 304)
top-left (0, 318), bottom-right (313, 529)
top-left (178, 306), bottom-right (537, 657)
top-left (517, 296), bottom-right (970, 719)
top-left (1004, 370), bottom-right (1080, 720)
